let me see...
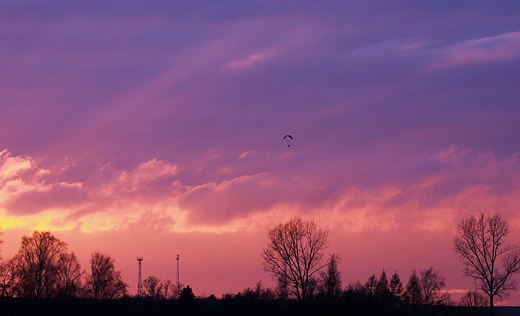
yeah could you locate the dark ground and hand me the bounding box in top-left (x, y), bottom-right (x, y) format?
top-left (1, 297), bottom-right (520, 316)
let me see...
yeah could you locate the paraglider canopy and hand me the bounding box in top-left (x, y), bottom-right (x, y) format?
top-left (283, 135), bottom-right (293, 147)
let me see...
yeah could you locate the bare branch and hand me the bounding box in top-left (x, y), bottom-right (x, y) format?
top-left (261, 217), bottom-right (329, 301)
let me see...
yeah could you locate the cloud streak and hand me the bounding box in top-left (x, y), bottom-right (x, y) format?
top-left (433, 31), bottom-right (520, 68)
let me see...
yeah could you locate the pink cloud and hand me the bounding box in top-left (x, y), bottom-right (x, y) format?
top-left (2, 144), bottom-right (520, 235)
top-left (0, 149), bottom-right (35, 180)
top-left (178, 173), bottom-right (285, 224)
top-left (225, 54), bottom-right (266, 69)
top-left (238, 150), bottom-right (259, 159)
top-left (431, 144), bottom-right (469, 162)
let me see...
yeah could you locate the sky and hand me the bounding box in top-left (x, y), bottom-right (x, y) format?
top-left (1, 0), bottom-right (520, 304)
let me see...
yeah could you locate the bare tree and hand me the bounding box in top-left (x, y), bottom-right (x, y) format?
top-left (143, 275), bottom-right (163, 299)
top-left (454, 213), bottom-right (520, 315)
top-left (262, 217), bottom-right (329, 301)
top-left (85, 252), bottom-right (128, 299)
top-left (459, 290), bottom-right (488, 316)
top-left (12, 231), bottom-right (68, 298)
top-left (56, 252), bottom-right (84, 298)
top-left (161, 279), bottom-right (178, 299)
top-left (460, 290), bottom-right (488, 307)
top-left (0, 257), bottom-right (18, 298)
top-left (254, 281), bottom-right (276, 300)
top-left (419, 267), bottom-right (450, 306)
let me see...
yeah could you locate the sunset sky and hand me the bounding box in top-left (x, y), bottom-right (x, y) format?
top-left (2, 0), bottom-right (520, 304)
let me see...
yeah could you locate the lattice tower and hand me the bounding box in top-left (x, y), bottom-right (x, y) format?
top-left (137, 257), bottom-right (143, 297)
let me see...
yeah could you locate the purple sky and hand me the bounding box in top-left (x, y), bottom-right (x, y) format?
top-left (1, 0), bottom-right (520, 304)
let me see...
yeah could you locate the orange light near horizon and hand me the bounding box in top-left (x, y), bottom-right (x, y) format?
top-left (0, 209), bottom-right (75, 232)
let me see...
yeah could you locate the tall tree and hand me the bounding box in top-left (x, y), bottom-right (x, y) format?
top-left (85, 252), bottom-right (128, 299)
top-left (12, 231), bottom-right (68, 298)
top-left (454, 213), bottom-right (520, 315)
top-left (403, 270), bottom-right (422, 315)
top-left (376, 269), bottom-right (390, 299)
top-left (262, 217), bottom-right (329, 301)
top-left (319, 253), bottom-right (342, 300)
top-left (365, 274), bottom-right (378, 298)
top-left (390, 271), bottom-right (403, 306)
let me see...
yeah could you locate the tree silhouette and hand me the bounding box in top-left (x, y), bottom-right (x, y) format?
top-left (142, 275), bottom-right (177, 299)
top-left (390, 271), bottom-right (403, 307)
top-left (85, 252), bottom-right (128, 299)
top-left (161, 279), bottom-right (178, 299)
top-left (454, 213), bottom-right (520, 315)
top-left (419, 266), bottom-right (450, 306)
top-left (275, 271), bottom-right (289, 299)
top-left (143, 275), bottom-right (163, 299)
top-left (262, 217), bottom-right (329, 301)
top-left (179, 285), bottom-right (196, 302)
top-left (11, 231), bottom-right (68, 298)
top-left (459, 290), bottom-right (488, 316)
top-left (376, 269), bottom-right (390, 300)
top-left (56, 252), bottom-right (84, 298)
top-left (319, 253), bottom-right (342, 300)
top-left (0, 258), bottom-right (17, 298)
top-left (365, 274), bottom-right (378, 298)
top-left (403, 270), bottom-right (422, 315)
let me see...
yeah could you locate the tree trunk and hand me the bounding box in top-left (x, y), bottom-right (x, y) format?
top-left (489, 295), bottom-right (494, 316)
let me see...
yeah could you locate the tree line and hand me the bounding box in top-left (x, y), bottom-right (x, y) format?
top-left (0, 231), bottom-right (188, 301)
top-left (259, 214), bottom-right (520, 316)
top-left (0, 231), bottom-right (128, 299)
top-left (0, 213), bottom-right (519, 316)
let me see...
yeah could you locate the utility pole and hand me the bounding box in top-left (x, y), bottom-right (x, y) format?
top-left (176, 254), bottom-right (180, 299)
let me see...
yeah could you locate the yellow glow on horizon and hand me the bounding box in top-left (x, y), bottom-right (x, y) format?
top-left (0, 209), bottom-right (76, 232)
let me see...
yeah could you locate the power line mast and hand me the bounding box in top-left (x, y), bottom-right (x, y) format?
top-left (176, 254), bottom-right (180, 299)
top-left (137, 257), bottom-right (144, 297)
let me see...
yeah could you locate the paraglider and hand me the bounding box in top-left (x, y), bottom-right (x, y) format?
top-left (283, 134), bottom-right (293, 147)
